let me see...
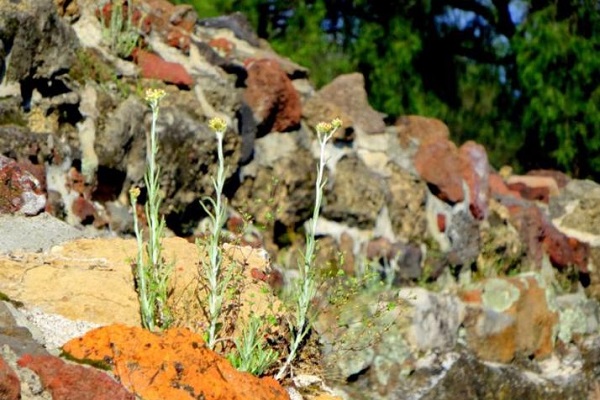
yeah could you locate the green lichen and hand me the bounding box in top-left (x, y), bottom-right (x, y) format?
top-left (557, 306), bottom-right (587, 343)
top-left (481, 278), bottom-right (520, 312)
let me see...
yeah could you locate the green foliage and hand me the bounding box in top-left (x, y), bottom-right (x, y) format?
top-left (227, 315), bottom-right (279, 376)
top-left (275, 118), bottom-right (342, 380)
top-left (100, 0), bottom-right (141, 58)
top-left (512, 1), bottom-right (600, 176)
top-left (269, 1), bottom-right (356, 88)
top-left (131, 89), bottom-right (173, 331)
top-left (197, 117), bottom-right (232, 351)
top-left (170, 0), bottom-right (236, 18)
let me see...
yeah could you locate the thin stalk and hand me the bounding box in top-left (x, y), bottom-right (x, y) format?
top-left (275, 119), bottom-right (340, 380)
top-left (203, 117), bottom-right (229, 350)
top-left (130, 187), bottom-right (153, 330)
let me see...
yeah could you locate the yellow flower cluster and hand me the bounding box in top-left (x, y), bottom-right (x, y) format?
top-left (129, 186), bottom-right (141, 200)
top-left (208, 117), bottom-right (227, 133)
top-left (144, 88), bottom-right (167, 104)
top-left (316, 117), bottom-right (343, 135)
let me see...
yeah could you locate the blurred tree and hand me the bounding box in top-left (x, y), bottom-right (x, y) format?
top-left (513, 0), bottom-right (600, 176)
top-left (176, 0), bottom-right (600, 178)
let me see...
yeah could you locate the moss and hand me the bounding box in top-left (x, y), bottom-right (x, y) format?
top-left (69, 48), bottom-right (134, 98)
top-left (0, 97), bottom-right (27, 127)
top-left (60, 350), bottom-right (112, 371)
top-left (0, 291), bottom-right (24, 308)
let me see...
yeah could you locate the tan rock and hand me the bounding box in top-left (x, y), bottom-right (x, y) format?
top-left (0, 237), bottom-right (285, 340)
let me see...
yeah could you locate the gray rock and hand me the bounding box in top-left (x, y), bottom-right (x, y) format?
top-left (417, 352), bottom-right (586, 400)
top-left (0, 213), bottom-right (87, 253)
top-left (398, 287), bottom-right (465, 351)
top-left (197, 12), bottom-right (261, 47)
top-left (0, 302), bottom-right (48, 358)
top-left (233, 132), bottom-right (316, 244)
top-left (0, 0), bottom-right (78, 103)
top-left (323, 156), bottom-right (387, 229)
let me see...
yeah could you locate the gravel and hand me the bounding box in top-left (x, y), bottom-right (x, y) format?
top-left (19, 308), bottom-right (101, 352)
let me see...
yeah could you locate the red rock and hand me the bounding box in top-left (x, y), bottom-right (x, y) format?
top-left (0, 356), bottom-right (20, 400)
top-left (437, 213), bottom-right (446, 232)
top-left (489, 172), bottom-right (520, 198)
top-left (133, 49), bottom-right (193, 87)
top-left (17, 354), bottom-right (134, 400)
top-left (251, 267), bottom-right (268, 282)
top-left (416, 138), bottom-right (494, 220)
top-left (62, 325), bottom-right (289, 400)
top-left (414, 139), bottom-right (463, 203)
top-left (505, 199), bottom-right (589, 272)
top-left (506, 175), bottom-right (559, 202)
top-left (395, 115), bottom-right (450, 147)
top-left (71, 196), bottom-right (96, 225)
top-left (243, 58), bottom-right (301, 133)
top-left (209, 37), bottom-right (235, 56)
top-left (66, 166), bottom-right (86, 195)
top-left (459, 289), bottom-right (482, 304)
top-left (506, 182), bottom-right (550, 203)
top-left (0, 155), bottom-right (46, 215)
top-left (459, 141), bottom-right (490, 220)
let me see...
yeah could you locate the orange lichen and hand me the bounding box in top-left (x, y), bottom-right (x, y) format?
top-left (62, 325), bottom-right (289, 400)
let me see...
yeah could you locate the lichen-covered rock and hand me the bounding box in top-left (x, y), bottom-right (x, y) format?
top-left (476, 204), bottom-right (528, 278)
top-left (460, 275), bottom-right (559, 363)
top-left (365, 237), bottom-right (423, 282)
top-left (317, 290), bottom-right (411, 383)
top-left (386, 164), bottom-right (428, 242)
top-left (63, 325), bottom-right (289, 400)
top-left (415, 351), bottom-right (586, 400)
top-left (398, 288), bottom-right (465, 351)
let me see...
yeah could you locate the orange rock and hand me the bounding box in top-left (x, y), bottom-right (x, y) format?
top-left (62, 325), bottom-right (289, 400)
